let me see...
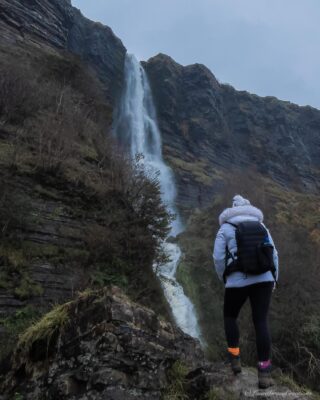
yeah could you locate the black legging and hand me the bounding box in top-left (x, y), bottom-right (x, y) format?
top-left (224, 281), bottom-right (273, 361)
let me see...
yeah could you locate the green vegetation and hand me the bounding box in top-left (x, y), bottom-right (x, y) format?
top-left (0, 307), bottom-right (39, 336)
top-left (18, 303), bottom-right (70, 353)
top-left (177, 169), bottom-right (320, 390)
top-left (14, 276), bottom-right (43, 300)
top-left (166, 155), bottom-right (223, 187)
top-left (163, 361), bottom-right (189, 400)
top-left (276, 373), bottom-right (309, 394)
top-left (0, 244), bottom-right (43, 300)
top-left (0, 306), bottom-right (40, 359)
top-left (0, 42), bottom-right (172, 364)
top-left (90, 264), bottom-right (129, 289)
top-left (274, 372), bottom-right (320, 399)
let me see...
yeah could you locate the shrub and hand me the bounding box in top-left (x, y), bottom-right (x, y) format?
top-left (0, 306), bottom-right (40, 360)
top-left (0, 44), bottom-right (172, 338)
top-left (14, 276), bottom-right (44, 300)
top-left (0, 64), bottom-right (42, 124)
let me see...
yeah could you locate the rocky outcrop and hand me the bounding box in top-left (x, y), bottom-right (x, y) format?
top-left (67, 8), bottom-right (125, 102)
top-left (0, 0), bottom-right (126, 101)
top-left (0, 287), bottom-right (314, 399)
top-left (144, 54), bottom-right (320, 211)
top-left (1, 287), bottom-right (202, 399)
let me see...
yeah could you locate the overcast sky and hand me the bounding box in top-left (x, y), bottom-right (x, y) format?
top-left (72, 0), bottom-right (320, 109)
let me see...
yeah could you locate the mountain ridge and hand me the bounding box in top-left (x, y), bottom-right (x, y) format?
top-left (144, 53), bottom-right (320, 212)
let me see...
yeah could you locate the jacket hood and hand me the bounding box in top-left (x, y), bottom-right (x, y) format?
top-left (219, 205), bottom-right (264, 226)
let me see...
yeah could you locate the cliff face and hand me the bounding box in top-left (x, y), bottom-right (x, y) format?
top-left (0, 0), bottom-right (126, 102)
top-left (2, 0), bottom-right (319, 213)
top-left (0, 0), bottom-right (72, 48)
top-left (144, 54), bottom-right (320, 211)
top-left (67, 8), bottom-right (125, 101)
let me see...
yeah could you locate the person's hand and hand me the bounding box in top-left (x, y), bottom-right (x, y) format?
top-left (272, 282), bottom-right (277, 292)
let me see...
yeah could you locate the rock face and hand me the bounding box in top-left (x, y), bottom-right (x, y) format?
top-left (0, 0), bottom-right (126, 102)
top-left (1, 287), bottom-right (203, 399)
top-left (0, 0), bottom-right (72, 48)
top-left (144, 54), bottom-right (320, 211)
top-left (0, 287), bottom-right (314, 400)
top-left (0, 166), bottom-right (93, 346)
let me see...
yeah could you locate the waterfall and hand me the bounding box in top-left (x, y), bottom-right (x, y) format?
top-left (114, 53), bottom-right (201, 340)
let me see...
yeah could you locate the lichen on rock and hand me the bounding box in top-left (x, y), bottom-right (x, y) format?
top-left (0, 287), bottom-right (316, 400)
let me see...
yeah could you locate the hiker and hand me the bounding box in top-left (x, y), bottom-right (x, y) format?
top-left (213, 195), bottom-right (279, 389)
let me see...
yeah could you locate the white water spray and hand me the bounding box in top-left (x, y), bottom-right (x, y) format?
top-left (114, 54), bottom-right (201, 340)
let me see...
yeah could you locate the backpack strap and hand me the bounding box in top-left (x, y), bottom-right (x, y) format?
top-left (270, 266), bottom-right (278, 286)
top-left (225, 222), bottom-right (238, 229)
top-left (223, 222), bottom-right (240, 283)
top-left (223, 255), bottom-right (240, 283)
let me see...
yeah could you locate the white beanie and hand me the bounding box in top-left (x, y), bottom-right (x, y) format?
top-left (232, 194), bottom-right (251, 207)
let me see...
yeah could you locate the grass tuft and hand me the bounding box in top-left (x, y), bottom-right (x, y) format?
top-left (17, 302), bottom-right (71, 353)
top-left (163, 360), bottom-right (189, 400)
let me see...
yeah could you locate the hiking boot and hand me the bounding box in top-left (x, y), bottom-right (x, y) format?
top-left (228, 353), bottom-right (242, 374)
top-left (258, 366), bottom-right (274, 389)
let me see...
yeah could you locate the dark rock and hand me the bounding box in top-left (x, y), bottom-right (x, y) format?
top-left (0, 0), bottom-right (126, 102)
top-left (1, 288), bottom-right (314, 399)
top-left (68, 7), bottom-right (126, 102)
top-left (144, 54), bottom-right (320, 213)
top-left (1, 287), bottom-right (203, 399)
top-left (0, 0), bottom-right (73, 49)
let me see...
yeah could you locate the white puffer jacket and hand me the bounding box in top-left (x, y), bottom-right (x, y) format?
top-left (213, 205), bottom-right (279, 288)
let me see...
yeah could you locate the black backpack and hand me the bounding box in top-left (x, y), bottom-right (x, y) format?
top-left (223, 221), bottom-right (276, 283)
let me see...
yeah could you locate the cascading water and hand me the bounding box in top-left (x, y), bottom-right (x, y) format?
top-left (114, 53), bottom-right (201, 340)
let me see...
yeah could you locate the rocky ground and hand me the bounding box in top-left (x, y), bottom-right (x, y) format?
top-left (0, 287), bottom-right (315, 400)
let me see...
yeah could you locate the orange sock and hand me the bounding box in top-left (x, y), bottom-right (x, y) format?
top-left (228, 347), bottom-right (240, 356)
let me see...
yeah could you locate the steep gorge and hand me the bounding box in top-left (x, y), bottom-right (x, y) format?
top-left (1, 0), bottom-right (320, 396)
